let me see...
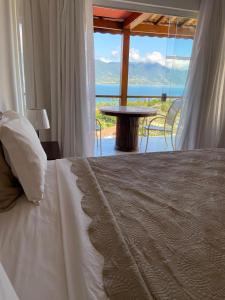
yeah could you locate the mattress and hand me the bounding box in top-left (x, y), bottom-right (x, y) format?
top-left (0, 159), bottom-right (107, 300)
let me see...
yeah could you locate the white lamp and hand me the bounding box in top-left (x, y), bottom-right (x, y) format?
top-left (26, 109), bottom-right (50, 136)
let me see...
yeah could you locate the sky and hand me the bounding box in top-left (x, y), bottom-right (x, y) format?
top-left (94, 33), bottom-right (194, 70)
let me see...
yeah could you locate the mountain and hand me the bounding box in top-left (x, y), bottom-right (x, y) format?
top-left (95, 60), bottom-right (188, 86)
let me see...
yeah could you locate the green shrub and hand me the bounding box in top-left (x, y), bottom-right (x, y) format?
top-left (95, 98), bottom-right (176, 136)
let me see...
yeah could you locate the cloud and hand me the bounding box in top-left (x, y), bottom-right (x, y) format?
top-left (145, 51), bottom-right (165, 66)
top-left (99, 57), bottom-right (112, 63)
top-left (98, 49), bottom-right (120, 63)
top-left (99, 49), bottom-right (190, 70)
top-left (129, 48), bottom-right (142, 62)
top-left (112, 50), bottom-right (119, 57)
top-left (166, 58), bottom-right (190, 70)
top-left (129, 49), bottom-right (190, 70)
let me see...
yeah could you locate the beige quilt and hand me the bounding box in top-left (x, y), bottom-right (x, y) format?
top-left (72, 149), bottom-right (225, 300)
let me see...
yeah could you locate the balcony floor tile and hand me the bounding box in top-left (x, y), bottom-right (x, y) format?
top-left (95, 136), bottom-right (173, 157)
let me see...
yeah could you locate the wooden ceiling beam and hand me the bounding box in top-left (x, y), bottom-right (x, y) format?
top-left (178, 18), bottom-right (189, 27)
top-left (94, 28), bottom-right (123, 35)
top-left (94, 18), bottom-right (123, 32)
top-left (123, 13), bottom-right (152, 30)
top-left (93, 18), bottom-right (196, 39)
top-left (132, 23), bottom-right (195, 39)
top-left (154, 15), bottom-right (164, 25)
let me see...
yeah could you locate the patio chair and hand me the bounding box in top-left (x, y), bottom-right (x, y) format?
top-left (143, 98), bottom-right (182, 152)
top-left (96, 119), bottom-right (102, 156)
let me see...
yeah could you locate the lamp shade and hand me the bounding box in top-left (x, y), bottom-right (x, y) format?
top-left (26, 109), bottom-right (50, 130)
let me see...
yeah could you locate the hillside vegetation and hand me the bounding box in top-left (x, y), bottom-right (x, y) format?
top-left (95, 60), bottom-right (188, 86)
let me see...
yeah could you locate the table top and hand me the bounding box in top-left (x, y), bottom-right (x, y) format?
top-left (100, 106), bottom-right (157, 117)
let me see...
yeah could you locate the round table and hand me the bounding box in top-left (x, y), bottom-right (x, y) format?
top-left (100, 106), bottom-right (157, 152)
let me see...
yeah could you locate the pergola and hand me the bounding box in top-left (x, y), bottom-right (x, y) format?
top-left (93, 7), bottom-right (197, 106)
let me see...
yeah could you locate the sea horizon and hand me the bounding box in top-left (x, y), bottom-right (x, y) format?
top-left (96, 84), bottom-right (184, 100)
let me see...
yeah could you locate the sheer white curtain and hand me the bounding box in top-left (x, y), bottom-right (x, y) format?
top-left (0, 0), bottom-right (25, 113)
top-left (21, 0), bottom-right (95, 157)
top-left (177, 0), bottom-right (225, 150)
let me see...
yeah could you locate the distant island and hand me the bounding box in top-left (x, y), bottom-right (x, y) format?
top-left (95, 60), bottom-right (188, 86)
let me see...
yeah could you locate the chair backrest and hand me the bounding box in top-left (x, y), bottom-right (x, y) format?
top-left (96, 118), bottom-right (102, 131)
top-left (165, 99), bottom-right (182, 127)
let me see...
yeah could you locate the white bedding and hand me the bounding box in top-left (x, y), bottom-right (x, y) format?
top-left (0, 159), bottom-right (107, 300)
top-left (0, 263), bottom-right (19, 300)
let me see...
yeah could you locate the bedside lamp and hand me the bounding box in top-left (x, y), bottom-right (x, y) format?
top-left (26, 109), bottom-right (50, 137)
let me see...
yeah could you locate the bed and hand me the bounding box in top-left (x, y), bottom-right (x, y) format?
top-left (0, 159), bottom-right (107, 300)
top-left (1, 111), bottom-right (225, 300)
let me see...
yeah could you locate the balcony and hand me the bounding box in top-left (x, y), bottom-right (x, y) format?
top-left (95, 95), bottom-right (180, 156)
top-left (93, 8), bottom-right (196, 157)
top-left (95, 136), bottom-right (173, 157)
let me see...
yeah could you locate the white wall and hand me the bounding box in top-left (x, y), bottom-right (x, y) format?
top-left (93, 0), bottom-right (201, 18)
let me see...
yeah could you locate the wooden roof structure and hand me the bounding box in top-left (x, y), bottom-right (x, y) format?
top-left (93, 7), bottom-right (197, 106)
top-left (93, 7), bottom-right (197, 39)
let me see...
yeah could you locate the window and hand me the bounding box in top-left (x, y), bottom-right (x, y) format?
top-left (93, 8), bottom-right (197, 155)
top-left (94, 33), bottom-right (122, 96)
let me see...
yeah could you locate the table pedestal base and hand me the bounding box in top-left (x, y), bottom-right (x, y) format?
top-left (115, 116), bottom-right (139, 152)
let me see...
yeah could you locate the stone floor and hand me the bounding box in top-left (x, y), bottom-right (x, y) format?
top-left (95, 136), bottom-right (173, 157)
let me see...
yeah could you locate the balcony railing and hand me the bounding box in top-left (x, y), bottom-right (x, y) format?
top-left (96, 95), bottom-right (181, 99)
top-left (96, 95), bottom-right (182, 138)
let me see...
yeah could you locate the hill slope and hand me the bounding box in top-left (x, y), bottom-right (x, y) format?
top-left (95, 60), bottom-right (188, 86)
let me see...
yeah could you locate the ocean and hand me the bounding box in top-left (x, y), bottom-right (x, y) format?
top-left (96, 84), bottom-right (184, 103)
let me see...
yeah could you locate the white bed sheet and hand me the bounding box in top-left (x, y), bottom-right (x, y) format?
top-left (0, 159), bottom-right (107, 300)
top-left (0, 263), bottom-right (19, 300)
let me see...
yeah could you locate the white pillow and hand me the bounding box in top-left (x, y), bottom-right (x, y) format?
top-left (0, 111), bottom-right (19, 128)
top-left (0, 111), bottom-right (20, 175)
top-left (0, 115), bottom-right (47, 204)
